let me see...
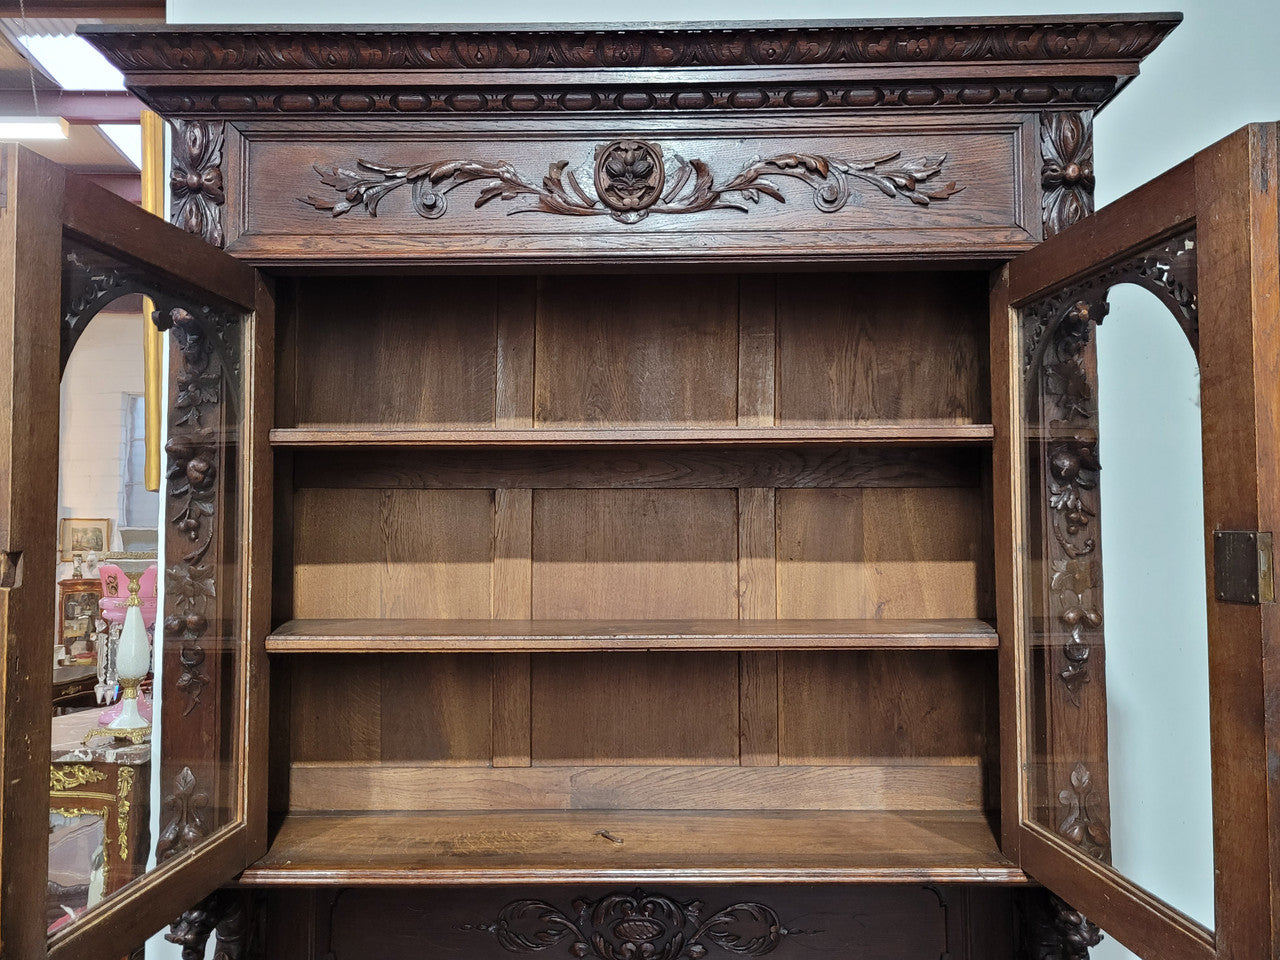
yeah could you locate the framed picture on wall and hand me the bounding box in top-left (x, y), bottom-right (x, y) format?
top-left (57, 578), bottom-right (103, 656)
top-left (59, 518), bottom-right (110, 561)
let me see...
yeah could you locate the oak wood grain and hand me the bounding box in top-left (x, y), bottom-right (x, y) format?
top-left (240, 809), bottom-right (1026, 885)
top-left (287, 760), bottom-right (986, 811)
top-left (272, 424), bottom-right (996, 446)
top-left (266, 618), bottom-right (998, 652)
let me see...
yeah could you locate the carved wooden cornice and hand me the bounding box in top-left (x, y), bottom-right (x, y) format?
top-left (83, 17), bottom-right (1179, 117)
top-left (84, 18), bottom-right (1181, 72)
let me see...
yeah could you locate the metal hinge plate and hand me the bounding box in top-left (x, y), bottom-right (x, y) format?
top-left (1214, 531), bottom-right (1274, 604)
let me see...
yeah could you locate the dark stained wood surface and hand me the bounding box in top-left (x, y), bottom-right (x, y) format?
top-left (266, 617), bottom-right (998, 652)
top-left (261, 884), bottom-right (1022, 960)
top-left (241, 809), bottom-right (1026, 886)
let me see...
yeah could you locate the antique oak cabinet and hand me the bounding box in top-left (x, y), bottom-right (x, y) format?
top-left (1, 15), bottom-right (1278, 960)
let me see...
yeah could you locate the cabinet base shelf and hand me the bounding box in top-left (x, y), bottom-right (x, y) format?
top-left (241, 810), bottom-right (1024, 886)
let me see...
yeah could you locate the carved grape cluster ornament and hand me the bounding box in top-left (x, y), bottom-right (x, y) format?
top-left (304, 138), bottom-right (961, 225)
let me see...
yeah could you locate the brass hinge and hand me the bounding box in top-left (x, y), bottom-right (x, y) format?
top-left (1213, 531), bottom-right (1274, 604)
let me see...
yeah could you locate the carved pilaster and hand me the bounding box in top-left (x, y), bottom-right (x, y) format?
top-left (171, 119), bottom-right (226, 248)
top-left (1041, 112), bottom-right (1095, 237)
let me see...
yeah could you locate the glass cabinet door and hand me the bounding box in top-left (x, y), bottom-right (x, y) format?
top-left (994, 124), bottom-right (1280, 960)
top-left (0, 145), bottom-right (270, 960)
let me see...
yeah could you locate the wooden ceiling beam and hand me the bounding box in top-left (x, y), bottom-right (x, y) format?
top-left (0, 0), bottom-right (163, 17)
top-left (0, 89), bottom-right (142, 122)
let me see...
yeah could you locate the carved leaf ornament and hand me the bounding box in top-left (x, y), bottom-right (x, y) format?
top-left (467, 891), bottom-right (794, 959)
top-left (304, 138), bottom-right (961, 225)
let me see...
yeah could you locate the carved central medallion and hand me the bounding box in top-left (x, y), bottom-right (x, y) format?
top-left (594, 140), bottom-right (665, 215)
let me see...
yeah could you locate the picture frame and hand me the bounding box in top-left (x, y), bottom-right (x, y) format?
top-left (57, 578), bottom-right (103, 657)
top-left (59, 518), bottom-right (110, 561)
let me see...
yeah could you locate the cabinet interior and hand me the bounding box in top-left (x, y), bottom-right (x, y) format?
top-left (257, 269), bottom-right (1009, 884)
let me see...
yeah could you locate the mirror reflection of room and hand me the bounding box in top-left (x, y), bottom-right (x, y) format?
top-left (48, 298), bottom-right (159, 934)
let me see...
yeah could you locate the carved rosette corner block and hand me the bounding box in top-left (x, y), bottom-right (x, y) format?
top-left (171, 119), bottom-right (226, 248)
top-left (1041, 112), bottom-right (1095, 237)
top-left (304, 140), bottom-right (961, 225)
top-left (1026, 892), bottom-right (1103, 960)
top-left (465, 890), bottom-right (793, 959)
top-left (1058, 761), bottom-right (1111, 859)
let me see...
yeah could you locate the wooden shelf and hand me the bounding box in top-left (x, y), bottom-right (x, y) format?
top-left (266, 618), bottom-right (998, 653)
top-left (241, 809), bottom-right (1025, 886)
top-left (269, 424), bottom-right (995, 448)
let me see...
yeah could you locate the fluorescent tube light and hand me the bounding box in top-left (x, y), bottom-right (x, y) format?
top-left (16, 34), bottom-right (125, 92)
top-left (0, 117), bottom-right (69, 140)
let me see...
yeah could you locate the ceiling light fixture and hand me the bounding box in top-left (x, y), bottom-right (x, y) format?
top-left (0, 117), bottom-right (69, 140)
top-left (16, 34), bottom-right (125, 92)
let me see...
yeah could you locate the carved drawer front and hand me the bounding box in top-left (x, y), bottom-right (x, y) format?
top-left (225, 115), bottom-right (1038, 265)
top-left (267, 885), bottom-right (1019, 960)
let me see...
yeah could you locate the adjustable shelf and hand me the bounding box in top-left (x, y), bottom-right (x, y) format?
top-left (240, 809), bottom-right (1025, 886)
top-left (265, 618), bottom-right (999, 654)
top-left (269, 424), bottom-right (995, 448)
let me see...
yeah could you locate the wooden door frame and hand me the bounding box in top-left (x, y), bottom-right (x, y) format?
top-left (993, 123), bottom-right (1280, 960)
top-left (0, 145), bottom-right (271, 960)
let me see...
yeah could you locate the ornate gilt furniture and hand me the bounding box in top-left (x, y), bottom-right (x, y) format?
top-left (1, 15), bottom-right (1279, 960)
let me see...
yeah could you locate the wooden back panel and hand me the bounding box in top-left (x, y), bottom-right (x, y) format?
top-left (278, 269), bottom-right (994, 812)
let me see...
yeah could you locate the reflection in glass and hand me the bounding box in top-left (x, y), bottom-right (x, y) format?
top-left (1020, 231), bottom-right (1212, 932)
top-left (49, 238), bottom-right (246, 935)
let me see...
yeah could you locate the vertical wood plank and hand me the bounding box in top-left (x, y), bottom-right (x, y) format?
top-left (496, 277), bottom-right (536, 428)
top-left (989, 265), bottom-right (1024, 859)
top-left (737, 274), bottom-right (776, 426)
top-left (493, 654), bottom-right (532, 767)
top-left (493, 487), bottom-right (533, 766)
top-left (738, 487), bottom-right (778, 765)
top-left (494, 487), bottom-right (533, 618)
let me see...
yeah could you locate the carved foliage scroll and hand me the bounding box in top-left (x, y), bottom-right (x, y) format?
top-left (304, 140), bottom-right (961, 225)
top-left (1022, 229), bottom-right (1198, 858)
top-left (88, 20), bottom-right (1179, 74)
top-left (466, 891), bottom-right (793, 959)
top-left (171, 119), bottom-right (226, 248)
top-left (157, 304), bottom-right (241, 717)
top-left (1041, 112), bottom-right (1095, 237)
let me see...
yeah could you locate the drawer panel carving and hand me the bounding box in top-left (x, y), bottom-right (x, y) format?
top-left (262, 885), bottom-right (1020, 960)
top-left (226, 116), bottom-right (1038, 264)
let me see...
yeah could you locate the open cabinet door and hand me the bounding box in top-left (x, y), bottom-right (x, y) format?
top-left (992, 123), bottom-right (1280, 960)
top-left (0, 145), bottom-right (271, 959)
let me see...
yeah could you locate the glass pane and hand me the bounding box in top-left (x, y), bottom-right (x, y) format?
top-left (49, 238), bottom-right (247, 934)
top-left (1020, 230), bottom-right (1213, 930)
